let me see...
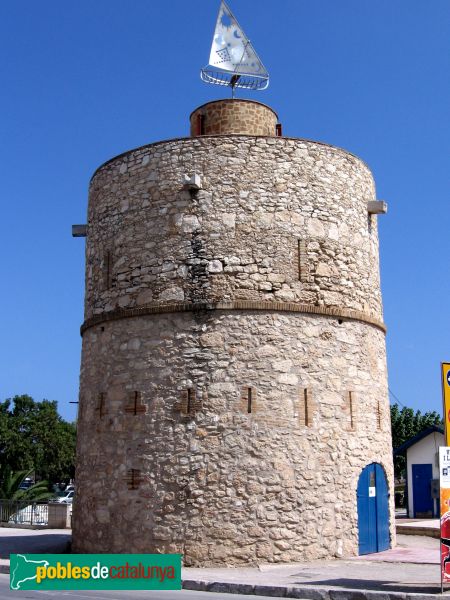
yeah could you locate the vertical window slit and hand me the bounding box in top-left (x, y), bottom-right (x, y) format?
top-left (97, 392), bottom-right (105, 418)
top-left (247, 387), bottom-right (252, 414)
top-left (187, 388), bottom-right (194, 414)
top-left (299, 388), bottom-right (313, 427)
top-left (304, 388), bottom-right (309, 425)
top-left (240, 386), bottom-right (255, 414)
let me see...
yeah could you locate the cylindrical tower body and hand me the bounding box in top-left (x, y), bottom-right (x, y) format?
top-left (73, 99), bottom-right (395, 565)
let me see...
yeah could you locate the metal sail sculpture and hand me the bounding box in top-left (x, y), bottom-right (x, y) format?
top-left (201, 0), bottom-right (269, 94)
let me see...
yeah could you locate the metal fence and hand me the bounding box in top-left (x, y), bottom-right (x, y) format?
top-left (0, 500), bottom-right (48, 526)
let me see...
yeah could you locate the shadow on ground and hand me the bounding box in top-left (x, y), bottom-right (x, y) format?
top-left (295, 578), bottom-right (442, 594)
top-left (0, 533), bottom-right (70, 558)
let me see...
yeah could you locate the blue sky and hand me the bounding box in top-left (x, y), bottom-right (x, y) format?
top-left (1, 1), bottom-right (449, 422)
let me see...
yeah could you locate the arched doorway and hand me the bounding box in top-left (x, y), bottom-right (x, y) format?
top-left (357, 463), bottom-right (390, 554)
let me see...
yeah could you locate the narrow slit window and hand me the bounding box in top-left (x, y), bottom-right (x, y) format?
top-left (377, 401), bottom-right (382, 430)
top-left (96, 392), bottom-right (106, 418)
top-left (187, 388), bottom-right (194, 414)
top-left (240, 386), bottom-right (255, 414)
top-left (299, 388), bottom-right (313, 427)
top-left (247, 387), bottom-right (253, 413)
top-left (304, 389), bottom-right (309, 425)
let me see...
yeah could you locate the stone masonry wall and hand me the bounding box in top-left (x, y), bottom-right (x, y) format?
top-left (73, 310), bottom-right (394, 564)
top-left (73, 115), bottom-right (394, 565)
top-left (84, 136), bottom-right (382, 325)
top-left (190, 99), bottom-right (278, 136)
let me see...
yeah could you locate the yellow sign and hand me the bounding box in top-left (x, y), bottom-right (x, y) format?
top-left (442, 363), bottom-right (450, 446)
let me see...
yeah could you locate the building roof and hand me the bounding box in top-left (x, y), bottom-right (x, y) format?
top-left (394, 425), bottom-right (444, 455)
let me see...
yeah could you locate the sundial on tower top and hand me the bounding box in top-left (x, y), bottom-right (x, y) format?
top-left (201, 0), bottom-right (269, 96)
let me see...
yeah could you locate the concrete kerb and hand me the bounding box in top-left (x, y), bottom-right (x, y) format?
top-left (397, 527), bottom-right (440, 539)
top-left (182, 580), bottom-right (443, 600)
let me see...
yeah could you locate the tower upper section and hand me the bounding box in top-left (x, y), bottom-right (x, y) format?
top-left (82, 101), bottom-right (384, 334)
top-left (190, 99), bottom-right (278, 136)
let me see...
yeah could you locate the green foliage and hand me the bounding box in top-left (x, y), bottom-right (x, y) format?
top-left (0, 395), bottom-right (76, 485)
top-left (0, 469), bottom-right (52, 502)
top-left (0, 469), bottom-right (53, 522)
top-left (391, 403), bottom-right (442, 478)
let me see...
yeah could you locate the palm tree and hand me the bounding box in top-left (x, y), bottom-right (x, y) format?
top-left (0, 469), bottom-right (53, 522)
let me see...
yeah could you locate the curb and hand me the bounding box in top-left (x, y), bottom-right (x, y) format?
top-left (396, 526), bottom-right (440, 539)
top-left (182, 580), bottom-right (443, 600)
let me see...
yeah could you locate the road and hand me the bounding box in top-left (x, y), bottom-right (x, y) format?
top-left (0, 575), bottom-right (273, 600)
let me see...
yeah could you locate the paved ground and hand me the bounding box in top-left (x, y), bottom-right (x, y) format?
top-left (0, 527), bottom-right (447, 599)
top-left (0, 527), bottom-right (71, 572)
top-left (184, 535), bottom-right (443, 597)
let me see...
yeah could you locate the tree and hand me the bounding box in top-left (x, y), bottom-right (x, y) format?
top-left (0, 469), bottom-right (52, 502)
top-left (0, 395), bottom-right (76, 485)
top-left (0, 469), bottom-right (53, 523)
top-left (391, 403), bottom-right (442, 478)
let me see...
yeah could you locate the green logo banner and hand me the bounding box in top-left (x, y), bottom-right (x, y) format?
top-left (10, 554), bottom-right (181, 590)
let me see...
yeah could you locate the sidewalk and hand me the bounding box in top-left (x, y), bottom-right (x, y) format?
top-left (183, 536), bottom-right (444, 599)
top-left (0, 527), bottom-right (71, 574)
top-left (0, 528), bottom-right (447, 599)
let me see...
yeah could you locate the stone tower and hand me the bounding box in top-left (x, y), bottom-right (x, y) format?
top-left (73, 99), bottom-right (395, 565)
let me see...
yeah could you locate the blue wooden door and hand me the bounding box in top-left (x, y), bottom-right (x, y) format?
top-left (357, 463), bottom-right (390, 555)
top-left (412, 464), bottom-right (433, 517)
top-left (375, 463), bottom-right (390, 551)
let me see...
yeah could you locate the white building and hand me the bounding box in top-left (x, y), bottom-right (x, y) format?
top-left (395, 426), bottom-right (444, 518)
